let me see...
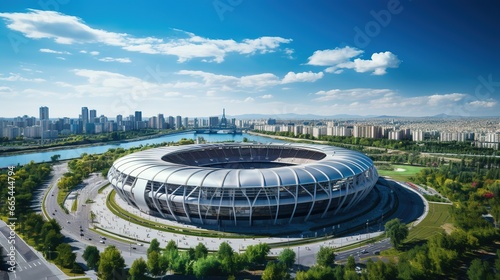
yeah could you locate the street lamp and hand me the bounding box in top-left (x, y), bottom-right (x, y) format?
top-left (366, 220), bottom-right (369, 239)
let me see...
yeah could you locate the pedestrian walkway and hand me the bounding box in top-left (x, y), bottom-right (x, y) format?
top-left (88, 182), bottom-right (394, 260)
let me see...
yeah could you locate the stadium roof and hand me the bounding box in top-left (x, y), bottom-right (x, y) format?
top-left (110, 143), bottom-right (374, 188)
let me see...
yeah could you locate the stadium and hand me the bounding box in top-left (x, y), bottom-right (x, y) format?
top-left (107, 143), bottom-right (378, 227)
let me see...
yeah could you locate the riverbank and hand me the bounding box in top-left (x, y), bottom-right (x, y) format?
top-left (0, 132), bottom-right (283, 168)
top-left (0, 130), bottom-right (193, 156)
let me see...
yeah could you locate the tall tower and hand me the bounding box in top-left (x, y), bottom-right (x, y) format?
top-left (220, 108), bottom-right (228, 128)
top-left (81, 107), bottom-right (89, 133)
top-left (90, 109), bottom-right (97, 123)
top-left (39, 106), bottom-right (49, 120)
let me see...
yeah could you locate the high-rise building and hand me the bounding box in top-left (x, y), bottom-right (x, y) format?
top-left (149, 116), bottom-right (158, 129)
top-left (81, 107), bottom-right (89, 133)
top-left (183, 117), bottom-right (189, 128)
top-left (168, 116), bottom-right (175, 129)
top-left (157, 114), bottom-right (165, 129)
top-left (209, 116), bottom-right (219, 128)
top-left (90, 109), bottom-right (97, 123)
top-left (39, 106), bottom-right (49, 120)
top-left (176, 116), bottom-right (182, 129)
top-left (134, 111), bottom-right (142, 122)
top-left (134, 111), bottom-right (142, 130)
top-left (116, 115), bottom-right (123, 126)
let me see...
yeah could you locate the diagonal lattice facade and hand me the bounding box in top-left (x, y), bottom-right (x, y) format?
top-left (107, 143), bottom-right (378, 226)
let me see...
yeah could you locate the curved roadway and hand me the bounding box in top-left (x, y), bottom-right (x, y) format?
top-left (40, 161), bottom-right (426, 272)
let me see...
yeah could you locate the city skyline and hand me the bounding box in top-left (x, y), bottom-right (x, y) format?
top-left (1, 1), bottom-right (499, 118)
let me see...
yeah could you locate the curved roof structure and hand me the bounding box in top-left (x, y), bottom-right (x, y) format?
top-left (110, 143), bottom-right (374, 188)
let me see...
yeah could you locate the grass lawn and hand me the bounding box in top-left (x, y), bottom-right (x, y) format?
top-left (406, 202), bottom-right (452, 242)
top-left (376, 164), bottom-right (425, 182)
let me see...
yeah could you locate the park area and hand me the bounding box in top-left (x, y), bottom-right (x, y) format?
top-left (406, 202), bottom-right (452, 242)
top-left (375, 164), bottom-right (425, 182)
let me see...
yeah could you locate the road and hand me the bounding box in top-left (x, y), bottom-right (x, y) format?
top-left (43, 168), bottom-right (149, 268)
top-left (0, 220), bottom-right (64, 280)
top-left (36, 161), bottom-right (427, 276)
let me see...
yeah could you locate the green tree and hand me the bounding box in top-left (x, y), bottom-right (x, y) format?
top-left (147, 238), bottom-right (161, 255)
top-left (295, 265), bottom-right (337, 280)
top-left (147, 250), bottom-right (161, 276)
top-left (467, 259), bottom-right (494, 280)
top-left (316, 246), bottom-right (336, 267)
top-left (165, 239), bottom-right (177, 252)
top-left (98, 245), bottom-right (125, 280)
top-left (345, 255), bottom-right (356, 271)
top-left (244, 243), bottom-right (270, 267)
top-left (365, 259), bottom-right (398, 280)
top-left (50, 154), bottom-right (61, 162)
top-left (278, 248), bottom-right (296, 269)
top-left (193, 255), bottom-right (220, 278)
top-left (55, 243), bottom-right (76, 268)
top-left (44, 229), bottom-right (63, 256)
top-left (82, 245), bottom-right (100, 270)
top-left (384, 218), bottom-right (409, 249)
top-left (216, 242), bottom-right (235, 274)
top-left (170, 251), bottom-right (192, 275)
top-left (262, 261), bottom-right (289, 280)
top-left (195, 242), bottom-right (208, 260)
top-left (129, 257), bottom-right (148, 280)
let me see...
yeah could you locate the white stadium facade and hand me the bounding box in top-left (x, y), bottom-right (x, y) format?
top-left (107, 143), bottom-right (379, 227)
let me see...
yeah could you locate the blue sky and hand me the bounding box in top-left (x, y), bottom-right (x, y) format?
top-left (0, 0), bottom-right (499, 118)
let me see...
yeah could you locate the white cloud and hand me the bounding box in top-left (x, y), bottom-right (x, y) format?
top-left (244, 97), bottom-right (255, 102)
top-left (336, 51), bottom-right (400, 75)
top-left (68, 69), bottom-right (201, 100)
top-left (40, 48), bottom-right (70, 54)
top-left (0, 73), bottom-right (45, 82)
top-left (0, 9), bottom-right (291, 63)
top-left (80, 50), bottom-right (100, 55)
top-left (56, 57), bottom-right (66, 60)
top-left (261, 94), bottom-right (273, 99)
top-left (427, 93), bottom-right (465, 106)
top-left (98, 57), bottom-right (132, 63)
top-left (240, 73), bottom-right (280, 88)
top-left (467, 100), bottom-right (497, 108)
top-left (308, 46), bottom-right (400, 75)
top-left (0, 86), bottom-right (13, 93)
top-left (178, 70), bottom-right (322, 90)
top-left (314, 88), bottom-right (394, 102)
top-left (282, 71), bottom-right (324, 84)
top-left (307, 46), bottom-right (363, 66)
top-left (311, 89), bottom-right (492, 116)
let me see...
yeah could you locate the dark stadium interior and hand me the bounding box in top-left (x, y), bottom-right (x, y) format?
top-left (161, 145), bottom-right (327, 168)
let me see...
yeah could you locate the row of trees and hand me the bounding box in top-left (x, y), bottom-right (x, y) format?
top-left (81, 239), bottom-right (276, 279)
top-left (0, 161), bottom-right (84, 273)
top-left (0, 161), bottom-right (51, 217)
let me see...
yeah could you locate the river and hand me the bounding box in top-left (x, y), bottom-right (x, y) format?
top-left (0, 132), bottom-right (285, 168)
